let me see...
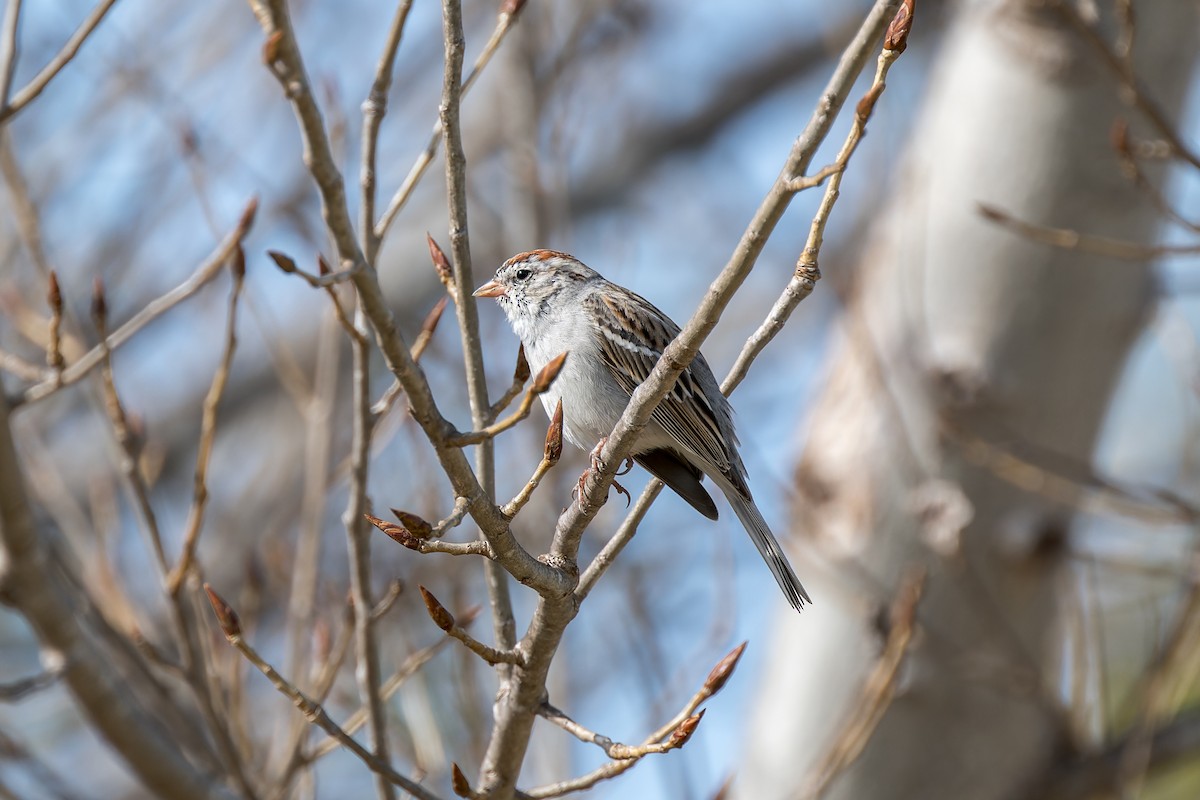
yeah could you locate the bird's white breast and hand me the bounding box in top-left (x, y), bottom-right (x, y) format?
top-left (506, 297), bottom-right (630, 451)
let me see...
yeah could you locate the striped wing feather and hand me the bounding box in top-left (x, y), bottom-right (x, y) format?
top-left (583, 288), bottom-right (740, 483)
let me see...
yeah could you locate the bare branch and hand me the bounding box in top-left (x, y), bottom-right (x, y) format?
top-left (500, 399), bottom-right (563, 519)
top-left (367, 513), bottom-right (495, 557)
top-left (361, 0), bottom-right (416, 265)
top-left (166, 249), bottom-right (247, 595)
top-left (419, 586), bottom-right (524, 667)
top-left (979, 203), bottom-right (1199, 260)
top-left (449, 352), bottom-right (566, 446)
top-left (0, 0), bottom-right (121, 125)
top-left (489, 345), bottom-right (531, 421)
top-left (373, 3), bottom-right (527, 242)
top-left (477, 4), bottom-right (905, 795)
top-left (19, 198), bottom-right (258, 406)
top-left (1049, 0), bottom-right (1200, 171)
top-left (799, 569), bottom-right (926, 800)
top-left (203, 585), bottom-right (445, 800)
top-left (526, 642), bottom-right (746, 798)
top-left (309, 628), bottom-right (468, 762)
top-left (247, 0), bottom-right (567, 597)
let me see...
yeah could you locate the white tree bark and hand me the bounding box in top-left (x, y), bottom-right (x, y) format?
top-left (738, 2), bottom-right (1199, 798)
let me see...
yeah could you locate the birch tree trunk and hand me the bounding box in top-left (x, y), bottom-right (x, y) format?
top-left (738, 2), bottom-right (1199, 797)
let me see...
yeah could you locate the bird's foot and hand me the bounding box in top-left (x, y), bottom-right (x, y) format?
top-left (589, 437), bottom-right (634, 476)
top-left (575, 437), bottom-right (633, 511)
top-left (573, 469), bottom-right (605, 514)
top-left (588, 437), bottom-right (608, 473)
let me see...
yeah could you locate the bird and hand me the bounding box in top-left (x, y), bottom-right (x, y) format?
top-left (474, 249), bottom-right (811, 611)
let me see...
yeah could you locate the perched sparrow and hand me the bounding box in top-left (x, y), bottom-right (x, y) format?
top-left (474, 250), bottom-right (811, 611)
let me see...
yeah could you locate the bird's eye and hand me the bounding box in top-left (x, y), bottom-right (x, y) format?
top-left (514, 268), bottom-right (532, 281)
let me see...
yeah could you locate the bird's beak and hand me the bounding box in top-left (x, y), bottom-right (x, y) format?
top-left (473, 280), bottom-right (506, 298)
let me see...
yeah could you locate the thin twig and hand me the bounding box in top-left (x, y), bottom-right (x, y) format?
top-left (371, 579), bottom-right (406, 622)
top-left (448, 353), bottom-right (566, 447)
top-left (579, 1), bottom-right (910, 604)
top-left (270, 602), bottom-right (356, 799)
top-left (478, 5), bottom-right (906, 794)
top-left (361, 0), bottom-right (415, 266)
top-left (93, 284), bottom-right (169, 573)
top-left (373, 3), bottom-right (527, 243)
top-left (1048, 0), bottom-right (1200, 171)
top-left (419, 586), bottom-right (524, 667)
top-left (276, 305), bottom-right (340, 781)
top-left (799, 569), bottom-right (925, 800)
top-left (309, 632), bottom-right (464, 761)
top-left (979, 203), bottom-right (1199, 260)
top-left (1111, 120), bottom-right (1200, 234)
top-left (248, 0), bottom-right (565, 597)
top-left (435, 0), bottom-right (514, 674)
top-left (369, 296), bottom-right (448, 420)
top-left (343, 299), bottom-right (397, 800)
top-left (0, 0), bottom-right (121, 125)
top-left (369, 513), bottom-right (496, 557)
top-left (946, 419), bottom-right (1198, 526)
top-left (203, 586), bottom-right (444, 800)
top-left (0, 348), bottom-right (46, 381)
top-left (488, 345), bottom-right (530, 421)
top-left (729, 44), bottom-right (901, 391)
top-left (93, 281), bottom-right (257, 800)
top-left (500, 398), bottom-right (563, 518)
top-left (19, 199), bottom-right (257, 406)
top-left (166, 250), bottom-right (246, 594)
top-left (524, 642), bottom-right (747, 798)
top-left (0, 665), bottom-right (62, 700)
top-left (540, 702), bottom-right (703, 767)
top-left (0, 0), bottom-right (23, 107)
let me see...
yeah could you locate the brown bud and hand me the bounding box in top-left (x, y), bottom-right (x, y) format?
top-left (422, 296), bottom-right (448, 336)
top-left (499, 0), bottom-right (527, 17)
top-left (883, 0), bottom-right (914, 54)
top-left (976, 203), bottom-right (1003, 224)
top-left (203, 583), bottom-right (242, 638)
top-left (91, 277), bottom-right (107, 326)
top-left (450, 763), bottom-right (472, 798)
top-left (855, 83), bottom-right (884, 124)
top-left (670, 709), bottom-right (704, 747)
top-left (426, 234), bottom-right (454, 287)
top-left (1111, 118), bottom-right (1131, 157)
top-left (364, 513), bottom-right (421, 550)
top-left (317, 254), bottom-right (331, 276)
top-left (262, 31), bottom-right (283, 65)
top-left (544, 398), bottom-right (564, 465)
top-left (231, 244), bottom-right (246, 280)
top-left (704, 641), bottom-right (747, 695)
top-left (418, 585), bottom-right (455, 632)
top-left (531, 351), bottom-right (567, 394)
top-left (513, 343), bottom-right (530, 384)
top-left (47, 271), bottom-right (62, 313)
top-left (267, 250), bottom-right (297, 274)
top-left (313, 618), bottom-right (332, 662)
top-left (390, 508), bottom-right (433, 539)
top-left (238, 196), bottom-right (259, 232)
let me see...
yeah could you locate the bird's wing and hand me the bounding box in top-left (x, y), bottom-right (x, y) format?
top-left (583, 287), bottom-right (737, 476)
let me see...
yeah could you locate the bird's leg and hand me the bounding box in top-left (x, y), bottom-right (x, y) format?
top-left (588, 437), bottom-right (608, 473)
top-left (574, 437), bottom-right (632, 511)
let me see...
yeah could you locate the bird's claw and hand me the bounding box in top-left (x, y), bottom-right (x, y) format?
top-left (576, 437), bottom-right (633, 511)
top-left (611, 478), bottom-right (631, 508)
top-left (588, 437), bottom-right (608, 473)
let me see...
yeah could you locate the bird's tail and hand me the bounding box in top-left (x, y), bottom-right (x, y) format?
top-left (725, 490), bottom-right (811, 612)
